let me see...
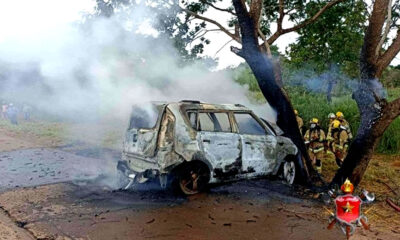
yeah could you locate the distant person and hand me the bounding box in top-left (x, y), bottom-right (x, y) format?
top-left (330, 120), bottom-right (349, 167)
top-left (304, 118), bottom-right (325, 174)
top-left (294, 109), bottom-right (304, 135)
top-left (7, 103), bottom-right (18, 125)
top-left (326, 113), bottom-right (336, 153)
top-left (1, 102), bottom-right (7, 119)
top-left (22, 104), bottom-right (32, 121)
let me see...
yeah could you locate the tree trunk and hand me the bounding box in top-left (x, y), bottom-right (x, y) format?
top-left (330, 0), bottom-right (400, 188)
top-left (331, 95), bottom-right (399, 187)
top-left (232, 0), bottom-right (318, 184)
top-left (331, 67), bottom-right (400, 187)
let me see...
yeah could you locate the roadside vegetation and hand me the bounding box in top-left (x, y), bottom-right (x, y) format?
top-left (0, 118), bottom-right (123, 150)
top-left (233, 65), bottom-right (400, 154)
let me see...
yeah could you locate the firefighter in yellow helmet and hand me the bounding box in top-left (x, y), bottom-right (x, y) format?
top-left (304, 118), bottom-right (326, 173)
top-left (330, 119), bottom-right (349, 166)
top-left (294, 109), bottom-right (304, 135)
top-left (327, 111), bottom-right (352, 143)
top-left (335, 111), bottom-right (352, 140)
top-left (326, 113), bottom-right (336, 154)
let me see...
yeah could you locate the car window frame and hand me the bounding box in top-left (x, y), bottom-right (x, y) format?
top-left (185, 110), bottom-right (234, 133)
top-left (232, 111), bottom-right (274, 136)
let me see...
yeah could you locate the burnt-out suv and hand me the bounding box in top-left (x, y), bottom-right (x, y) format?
top-left (117, 100), bottom-right (298, 195)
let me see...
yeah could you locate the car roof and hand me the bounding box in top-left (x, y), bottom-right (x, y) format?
top-left (169, 100), bottom-right (250, 111)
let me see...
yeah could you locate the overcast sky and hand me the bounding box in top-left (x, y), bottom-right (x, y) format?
top-left (0, 0), bottom-right (398, 69)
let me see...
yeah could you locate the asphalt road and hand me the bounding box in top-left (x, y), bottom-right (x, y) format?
top-left (0, 147), bottom-right (395, 240)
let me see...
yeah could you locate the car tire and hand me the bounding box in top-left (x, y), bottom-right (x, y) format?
top-left (283, 160), bottom-right (296, 185)
top-left (172, 161), bottom-right (210, 195)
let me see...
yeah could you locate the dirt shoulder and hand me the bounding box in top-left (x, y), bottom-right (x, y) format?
top-left (0, 209), bottom-right (35, 240)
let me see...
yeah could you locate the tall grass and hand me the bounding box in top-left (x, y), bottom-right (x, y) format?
top-left (233, 68), bottom-right (400, 154)
top-left (287, 87), bottom-right (400, 154)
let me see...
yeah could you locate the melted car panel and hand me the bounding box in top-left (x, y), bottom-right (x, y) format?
top-left (121, 101), bottom-right (297, 184)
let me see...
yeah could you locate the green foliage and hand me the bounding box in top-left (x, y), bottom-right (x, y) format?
top-left (381, 66), bottom-right (400, 88)
top-left (88, 0), bottom-right (207, 63)
top-left (377, 118), bottom-right (400, 154)
top-left (233, 66), bottom-right (400, 154)
top-left (288, 0), bottom-right (366, 78)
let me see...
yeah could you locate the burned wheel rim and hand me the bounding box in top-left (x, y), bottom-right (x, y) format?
top-left (178, 163), bottom-right (209, 195)
top-left (283, 161), bottom-right (295, 185)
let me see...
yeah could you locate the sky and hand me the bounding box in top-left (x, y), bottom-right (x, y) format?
top-left (0, 0), bottom-right (398, 69)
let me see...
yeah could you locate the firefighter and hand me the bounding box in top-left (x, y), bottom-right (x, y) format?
top-left (335, 111), bottom-right (353, 140)
top-left (326, 113), bottom-right (336, 154)
top-left (328, 113), bottom-right (336, 124)
top-left (304, 118), bottom-right (325, 173)
top-left (330, 120), bottom-right (349, 167)
top-left (294, 109), bottom-right (304, 135)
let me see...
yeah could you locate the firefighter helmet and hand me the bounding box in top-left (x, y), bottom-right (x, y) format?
top-left (328, 113), bottom-right (336, 119)
top-left (341, 178), bottom-right (354, 194)
top-left (310, 118), bottom-right (319, 124)
top-left (332, 120), bottom-right (341, 129)
top-left (336, 111), bottom-right (344, 119)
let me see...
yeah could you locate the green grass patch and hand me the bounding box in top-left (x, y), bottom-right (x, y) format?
top-left (0, 119), bottom-right (66, 140)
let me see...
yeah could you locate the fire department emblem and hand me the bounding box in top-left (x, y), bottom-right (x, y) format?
top-left (327, 179), bottom-right (374, 239)
top-left (335, 195), bottom-right (361, 224)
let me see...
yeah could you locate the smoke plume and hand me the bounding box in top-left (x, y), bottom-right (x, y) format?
top-left (0, 4), bottom-right (276, 124)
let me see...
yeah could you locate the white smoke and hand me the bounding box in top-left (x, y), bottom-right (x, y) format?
top-left (0, 2), bottom-right (276, 125)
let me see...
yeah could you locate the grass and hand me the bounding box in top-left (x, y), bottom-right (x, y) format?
top-left (288, 87), bottom-right (400, 154)
top-left (247, 85), bottom-right (400, 154)
top-left (0, 118), bottom-right (123, 150)
top-left (0, 119), bottom-right (66, 140)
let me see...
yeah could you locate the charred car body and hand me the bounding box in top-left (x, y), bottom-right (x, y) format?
top-left (117, 101), bottom-right (298, 195)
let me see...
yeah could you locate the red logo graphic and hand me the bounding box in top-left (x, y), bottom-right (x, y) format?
top-left (335, 194), bottom-right (361, 224)
top-left (327, 179), bottom-right (374, 239)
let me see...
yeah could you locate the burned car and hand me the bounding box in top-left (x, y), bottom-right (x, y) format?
top-left (117, 101), bottom-right (298, 195)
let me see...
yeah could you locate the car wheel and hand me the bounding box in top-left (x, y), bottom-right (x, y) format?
top-left (283, 161), bottom-right (296, 185)
top-left (177, 162), bottom-right (210, 195)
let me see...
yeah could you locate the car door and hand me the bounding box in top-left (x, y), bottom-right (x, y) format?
top-left (233, 112), bottom-right (277, 175)
top-left (124, 104), bottom-right (163, 158)
top-left (197, 111), bottom-right (241, 174)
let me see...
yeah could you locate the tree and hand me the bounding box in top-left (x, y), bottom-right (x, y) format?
top-left (181, 0), bottom-right (345, 183)
top-left (88, 0), bottom-right (208, 62)
top-left (331, 0), bottom-right (400, 187)
top-left (288, 0), bottom-right (367, 79)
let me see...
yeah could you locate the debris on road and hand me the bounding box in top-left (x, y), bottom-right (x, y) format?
top-left (146, 218), bottom-right (155, 224)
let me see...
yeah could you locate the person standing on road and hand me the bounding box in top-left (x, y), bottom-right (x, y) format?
top-left (304, 118), bottom-right (326, 174)
top-left (7, 103), bottom-right (18, 125)
top-left (1, 102), bottom-right (8, 119)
